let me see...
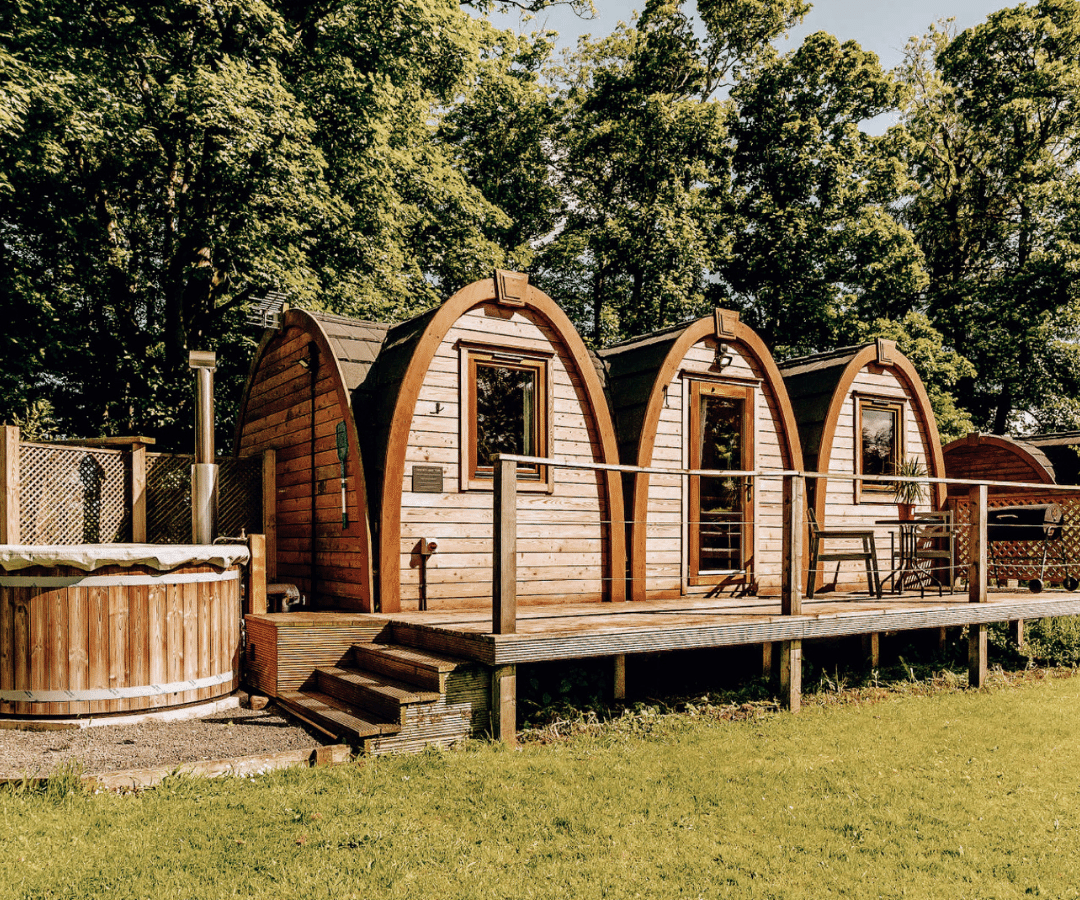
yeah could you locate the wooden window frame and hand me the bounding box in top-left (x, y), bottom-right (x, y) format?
top-left (686, 378), bottom-right (755, 586)
top-left (855, 395), bottom-right (904, 503)
top-left (459, 343), bottom-right (553, 493)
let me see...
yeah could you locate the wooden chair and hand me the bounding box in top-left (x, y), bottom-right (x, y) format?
top-left (910, 510), bottom-right (955, 596)
top-left (806, 508), bottom-right (883, 599)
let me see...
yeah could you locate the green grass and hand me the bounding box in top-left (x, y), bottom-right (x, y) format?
top-left (3, 671), bottom-right (1080, 899)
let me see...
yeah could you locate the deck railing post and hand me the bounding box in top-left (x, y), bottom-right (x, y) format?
top-left (130, 444), bottom-right (147, 543)
top-left (0, 425), bottom-right (19, 545)
top-left (493, 457), bottom-right (517, 635)
top-left (781, 473), bottom-right (804, 616)
top-left (967, 484), bottom-right (988, 688)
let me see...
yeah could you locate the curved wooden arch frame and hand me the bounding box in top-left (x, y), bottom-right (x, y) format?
top-left (235, 309), bottom-right (375, 610)
top-left (628, 317), bottom-right (805, 602)
top-left (377, 279), bottom-right (627, 612)
top-left (941, 434), bottom-right (1056, 485)
top-left (813, 345), bottom-right (947, 523)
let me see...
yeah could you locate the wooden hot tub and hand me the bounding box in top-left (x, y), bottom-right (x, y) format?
top-left (0, 544), bottom-right (250, 718)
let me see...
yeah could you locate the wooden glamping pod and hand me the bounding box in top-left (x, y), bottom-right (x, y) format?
top-left (356, 271), bottom-right (625, 612)
top-left (0, 544), bottom-right (248, 717)
top-left (601, 310), bottom-right (803, 601)
top-left (779, 339), bottom-right (947, 593)
top-left (237, 272), bottom-right (625, 613)
top-left (236, 309), bottom-right (378, 609)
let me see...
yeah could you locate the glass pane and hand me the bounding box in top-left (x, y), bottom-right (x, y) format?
top-left (475, 364), bottom-right (535, 469)
top-left (862, 406), bottom-right (897, 480)
top-left (697, 394), bottom-right (744, 573)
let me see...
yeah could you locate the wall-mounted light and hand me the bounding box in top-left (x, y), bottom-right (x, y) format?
top-left (715, 342), bottom-right (734, 369)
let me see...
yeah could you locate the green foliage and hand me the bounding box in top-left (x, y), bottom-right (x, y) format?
top-left (992, 617), bottom-right (1080, 669)
top-left (899, 0), bottom-right (1080, 433)
top-left (721, 32), bottom-right (926, 354)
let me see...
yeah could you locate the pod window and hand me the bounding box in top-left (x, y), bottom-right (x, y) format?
top-left (857, 397), bottom-right (904, 499)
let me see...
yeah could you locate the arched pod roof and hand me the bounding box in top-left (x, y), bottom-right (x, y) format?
top-left (601, 311), bottom-right (804, 600)
top-left (356, 276), bottom-right (626, 612)
top-left (779, 340), bottom-right (947, 511)
top-left (942, 433), bottom-right (1058, 498)
top-left (1021, 431), bottom-right (1080, 486)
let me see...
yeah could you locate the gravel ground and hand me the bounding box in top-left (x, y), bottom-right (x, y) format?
top-left (0, 701), bottom-right (333, 778)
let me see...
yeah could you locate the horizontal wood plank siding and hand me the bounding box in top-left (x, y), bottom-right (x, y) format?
top-left (398, 304), bottom-right (609, 609)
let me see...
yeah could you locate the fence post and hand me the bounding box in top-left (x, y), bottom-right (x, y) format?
top-left (130, 444), bottom-right (147, 543)
top-left (781, 473), bottom-right (804, 616)
top-left (493, 457), bottom-right (517, 635)
top-left (0, 426), bottom-right (19, 544)
top-left (262, 449), bottom-right (277, 583)
top-left (967, 484), bottom-right (988, 688)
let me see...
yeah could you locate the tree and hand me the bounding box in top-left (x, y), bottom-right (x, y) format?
top-left (719, 32), bottom-right (926, 356)
top-left (535, 0), bottom-right (806, 344)
top-left (0, 1), bottom-right (513, 445)
top-left (899, 0), bottom-right (1080, 433)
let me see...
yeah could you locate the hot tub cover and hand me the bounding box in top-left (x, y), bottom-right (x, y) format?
top-left (0, 544), bottom-right (251, 572)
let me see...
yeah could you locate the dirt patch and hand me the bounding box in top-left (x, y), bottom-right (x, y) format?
top-left (0, 701), bottom-right (334, 778)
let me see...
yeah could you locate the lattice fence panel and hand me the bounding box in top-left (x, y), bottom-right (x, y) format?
top-left (146, 454), bottom-right (262, 544)
top-left (18, 443), bottom-right (129, 544)
top-left (951, 491), bottom-right (1080, 585)
top-left (146, 453), bottom-right (193, 544)
top-left (219, 456), bottom-right (262, 539)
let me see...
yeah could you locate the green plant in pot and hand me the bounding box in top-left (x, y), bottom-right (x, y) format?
top-left (892, 457), bottom-right (927, 519)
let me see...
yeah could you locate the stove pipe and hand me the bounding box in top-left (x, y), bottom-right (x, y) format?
top-left (189, 350), bottom-right (218, 544)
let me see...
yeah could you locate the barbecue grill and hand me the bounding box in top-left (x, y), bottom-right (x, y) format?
top-left (986, 503), bottom-right (1077, 593)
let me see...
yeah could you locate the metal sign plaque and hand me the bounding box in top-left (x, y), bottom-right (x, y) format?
top-left (412, 466), bottom-right (444, 493)
top-left (335, 421), bottom-right (348, 461)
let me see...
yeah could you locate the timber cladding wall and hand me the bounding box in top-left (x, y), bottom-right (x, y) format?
top-left (236, 312), bottom-right (374, 610)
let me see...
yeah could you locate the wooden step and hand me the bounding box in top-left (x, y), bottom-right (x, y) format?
top-left (315, 666), bottom-right (440, 724)
top-left (278, 690), bottom-right (401, 744)
top-left (350, 643), bottom-right (462, 692)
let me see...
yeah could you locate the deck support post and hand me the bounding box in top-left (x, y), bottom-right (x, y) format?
top-left (779, 640), bottom-right (802, 712)
top-left (862, 632), bottom-right (881, 668)
top-left (1010, 619), bottom-right (1024, 649)
top-left (491, 664), bottom-right (517, 745)
top-left (613, 654), bottom-right (626, 701)
top-left (1, 425), bottom-right (19, 545)
top-left (761, 642), bottom-right (776, 682)
top-left (781, 474), bottom-right (804, 616)
top-left (493, 458), bottom-right (517, 635)
top-left (968, 624), bottom-right (988, 689)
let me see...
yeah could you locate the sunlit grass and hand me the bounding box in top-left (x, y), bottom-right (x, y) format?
top-left (2, 670), bottom-right (1080, 899)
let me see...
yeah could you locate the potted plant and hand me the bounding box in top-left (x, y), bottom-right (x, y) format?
top-left (892, 457), bottom-right (927, 520)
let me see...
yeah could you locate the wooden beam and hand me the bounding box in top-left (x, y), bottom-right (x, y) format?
top-left (761, 642), bottom-right (775, 682)
top-left (493, 457), bottom-right (517, 635)
top-left (779, 639), bottom-right (802, 712)
top-left (262, 449), bottom-right (278, 583)
top-left (613, 654), bottom-right (626, 701)
top-left (1010, 619), bottom-right (1025, 649)
top-left (781, 474), bottom-right (804, 615)
top-left (968, 624), bottom-right (987, 688)
top-left (862, 632), bottom-right (881, 668)
top-left (130, 444), bottom-right (147, 543)
top-left (968, 484), bottom-right (988, 604)
top-left (0, 426), bottom-right (18, 545)
top-left (248, 534), bottom-right (267, 616)
top-left (491, 664), bottom-right (517, 745)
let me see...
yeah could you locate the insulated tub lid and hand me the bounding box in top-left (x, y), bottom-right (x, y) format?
top-left (0, 544), bottom-right (252, 573)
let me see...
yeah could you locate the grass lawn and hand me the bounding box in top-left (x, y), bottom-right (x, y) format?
top-left (2, 671), bottom-right (1080, 899)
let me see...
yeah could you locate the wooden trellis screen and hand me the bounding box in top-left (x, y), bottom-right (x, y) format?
top-left (950, 489), bottom-right (1080, 586)
top-left (1, 427), bottom-right (263, 545)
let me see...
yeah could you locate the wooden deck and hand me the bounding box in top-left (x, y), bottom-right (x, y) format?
top-left (370, 589), bottom-right (1080, 666)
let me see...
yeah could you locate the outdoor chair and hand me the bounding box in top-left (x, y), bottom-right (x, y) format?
top-left (910, 510), bottom-right (955, 596)
top-left (806, 508), bottom-right (883, 599)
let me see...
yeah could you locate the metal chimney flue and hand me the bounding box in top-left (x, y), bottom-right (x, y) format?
top-left (189, 350), bottom-right (218, 544)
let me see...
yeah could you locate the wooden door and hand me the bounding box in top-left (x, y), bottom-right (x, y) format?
top-left (688, 381), bottom-right (754, 584)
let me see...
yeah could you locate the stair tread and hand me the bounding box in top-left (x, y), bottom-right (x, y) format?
top-left (279, 690), bottom-right (401, 738)
top-left (353, 642), bottom-right (463, 673)
top-left (317, 666), bottom-right (441, 705)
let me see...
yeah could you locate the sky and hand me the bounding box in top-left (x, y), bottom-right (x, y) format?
top-left (490, 0), bottom-right (1012, 71)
